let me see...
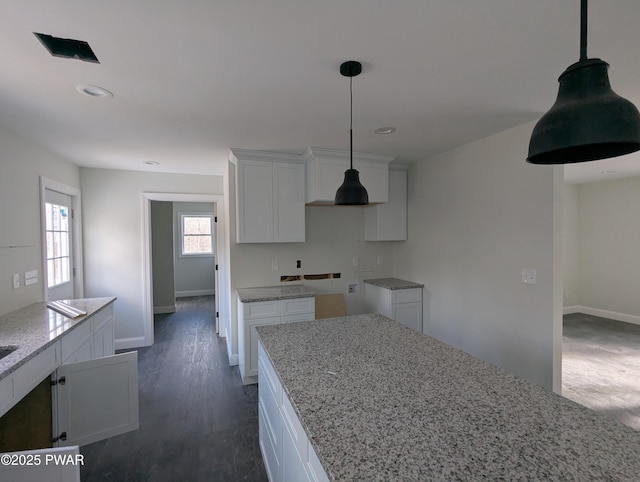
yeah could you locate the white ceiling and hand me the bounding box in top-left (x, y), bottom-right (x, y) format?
top-left (2, 0), bottom-right (640, 183)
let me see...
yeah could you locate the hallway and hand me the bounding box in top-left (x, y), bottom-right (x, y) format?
top-left (80, 296), bottom-right (267, 481)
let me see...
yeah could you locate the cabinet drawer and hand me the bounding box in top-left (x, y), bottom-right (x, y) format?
top-left (282, 297), bottom-right (314, 316)
top-left (91, 304), bottom-right (113, 333)
top-left (13, 343), bottom-right (59, 398)
top-left (61, 321), bottom-right (92, 362)
top-left (281, 312), bottom-right (315, 324)
top-left (281, 393), bottom-right (307, 459)
top-left (391, 288), bottom-right (422, 304)
top-left (243, 301), bottom-right (281, 319)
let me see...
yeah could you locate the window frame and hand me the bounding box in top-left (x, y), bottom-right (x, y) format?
top-left (178, 212), bottom-right (215, 258)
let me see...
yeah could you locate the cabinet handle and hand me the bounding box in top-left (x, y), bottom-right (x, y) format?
top-left (51, 376), bottom-right (66, 386)
top-left (52, 431), bottom-right (67, 443)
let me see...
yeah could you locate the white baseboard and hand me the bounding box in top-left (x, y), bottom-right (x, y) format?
top-left (153, 305), bottom-right (176, 314)
top-left (563, 305), bottom-right (640, 326)
top-left (176, 289), bottom-right (215, 298)
top-left (115, 336), bottom-right (147, 351)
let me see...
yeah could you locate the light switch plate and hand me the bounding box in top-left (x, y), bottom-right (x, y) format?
top-left (25, 269), bottom-right (38, 286)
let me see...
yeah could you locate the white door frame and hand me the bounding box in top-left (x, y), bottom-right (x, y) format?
top-left (141, 192), bottom-right (229, 347)
top-left (40, 177), bottom-right (84, 301)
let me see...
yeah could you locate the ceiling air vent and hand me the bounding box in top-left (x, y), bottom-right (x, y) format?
top-left (34, 32), bottom-right (99, 63)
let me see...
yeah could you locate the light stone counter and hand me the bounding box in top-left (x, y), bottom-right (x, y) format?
top-left (0, 297), bottom-right (116, 380)
top-left (236, 285), bottom-right (317, 303)
top-left (364, 277), bottom-right (424, 290)
top-left (256, 313), bottom-right (640, 481)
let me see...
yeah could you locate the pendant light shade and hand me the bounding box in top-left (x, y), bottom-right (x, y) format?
top-left (335, 60), bottom-right (369, 205)
top-left (527, 0), bottom-right (640, 164)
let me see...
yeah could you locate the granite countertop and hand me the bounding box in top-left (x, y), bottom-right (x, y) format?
top-left (256, 314), bottom-right (640, 481)
top-left (0, 297), bottom-right (116, 380)
top-left (236, 285), bottom-right (317, 303)
top-left (364, 277), bottom-right (424, 290)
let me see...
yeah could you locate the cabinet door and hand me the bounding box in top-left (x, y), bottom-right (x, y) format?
top-left (236, 160), bottom-right (274, 243)
top-left (274, 162), bottom-right (305, 242)
top-left (391, 302), bottom-right (423, 333)
top-left (55, 351), bottom-right (139, 447)
top-left (92, 320), bottom-right (115, 359)
top-left (248, 317), bottom-right (280, 379)
top-left (364, 170), bottom-right (407, 241)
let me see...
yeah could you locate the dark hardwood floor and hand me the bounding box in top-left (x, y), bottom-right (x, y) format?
top-left (563, 313), bottom-right (640, 430)
top-left (80, 296), bottom-right (268, 481)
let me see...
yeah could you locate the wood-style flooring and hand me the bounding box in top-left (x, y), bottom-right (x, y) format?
top-left (563, 313), bottom-right (640, 431)
top-left (80, 296), bottom-right (267, 481)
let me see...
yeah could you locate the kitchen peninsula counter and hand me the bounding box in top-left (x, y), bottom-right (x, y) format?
top-left (256, 313), bottom-right (640, 481)
top-left (0, 297), bottom-right (116, 380)
top-left (236, 285), bottom-right (317, 303)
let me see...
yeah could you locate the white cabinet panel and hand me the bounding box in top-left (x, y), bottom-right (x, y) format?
top-left (232, 151), bottom-right (306, 244)
top-left (365, 282), bottom-right (423, 333)
top-left (392, 302), bottom-right (423, 332)
top-left (56, 351), bottom-right (139, 447)
top-left (13, 344), bottom-right (59, 399)
top-left (365, 169), bottom-right (407, 241)
top-left (236, 160), bottom-right (275, 243)
top-left (60, 322), bottom-right (92, 363)
top-left (391, 287), bottom-right (422, 304)
top-left (304, 148), bottom-right (393, 205)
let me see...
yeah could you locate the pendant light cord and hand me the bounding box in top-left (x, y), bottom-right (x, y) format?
top-left (580, 0), bottom-right (588, 61)
top-left (349, 76), bottom-right (354, 170)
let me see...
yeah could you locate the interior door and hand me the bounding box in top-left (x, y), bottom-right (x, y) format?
top-left (214, 212), bottom-right (220, 334)
top-left (55, 352), bottom-right (139, 447)
top-left (44, 189), bottom-right (74, 301)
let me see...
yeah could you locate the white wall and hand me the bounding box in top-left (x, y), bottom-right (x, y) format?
top-left (0, 126), bottom-right (80, 316)
top-left (393, 121), bottom-right (562, 391)
top-left (173, 202), bottom-right (215, 297)
top-left (566, 176), bottom-right (640, 323)
top-left (226, 160), bottom-right (396, 363)
top-left (151, 201), bottom-right (175, 313)
top-left (80, 168), bottom-right (224, 348)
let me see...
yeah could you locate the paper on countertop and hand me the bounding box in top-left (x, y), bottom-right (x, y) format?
top-left (46, 300), bottom-right (87, 318)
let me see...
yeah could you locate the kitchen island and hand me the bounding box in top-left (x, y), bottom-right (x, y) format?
top-left (256, 313), bottom-right (640, 481)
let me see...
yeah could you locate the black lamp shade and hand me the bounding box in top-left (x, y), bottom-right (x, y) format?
top-left (335, 169), bottom-right (369, 205)
top-left (528, 58), bottom-right (640, 164)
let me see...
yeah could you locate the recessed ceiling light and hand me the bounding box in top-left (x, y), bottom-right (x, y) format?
top-left (374, 126), bottom-right (396, 135)
top-left (76, 84), bottom-right (113, 98)
top-left (145, 161), bottom-right (160, 166)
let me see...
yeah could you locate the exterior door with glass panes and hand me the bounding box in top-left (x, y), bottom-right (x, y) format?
top-left (45, 189), bottom-right (74, 301)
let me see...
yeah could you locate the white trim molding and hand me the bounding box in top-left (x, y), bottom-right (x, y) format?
top-left (563, 305), bottom-right (640, 326)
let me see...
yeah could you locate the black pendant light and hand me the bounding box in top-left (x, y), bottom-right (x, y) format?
top-left (335, 60), bottom-right (369, 205)
top-left (527, 0), bottom-right (640, 164)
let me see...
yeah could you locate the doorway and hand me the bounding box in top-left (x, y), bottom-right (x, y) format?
top-left (40, 177), bottom-right (84, 301)
top-left (141, 193), bottom-right (228, 347)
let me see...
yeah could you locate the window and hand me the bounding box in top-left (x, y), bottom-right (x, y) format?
top-left (45, 202), bottom-right (71, 287)
top-left (180, 213), bottom-right (214, 257)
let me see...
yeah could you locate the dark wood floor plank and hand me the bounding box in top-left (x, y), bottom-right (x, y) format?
top-left (80, 296), bottom-right (267, 481)
top-left (563, 313), bottom-right (640, 430)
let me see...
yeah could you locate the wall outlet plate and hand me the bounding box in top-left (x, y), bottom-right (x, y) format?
top-left (347, 282), bottom-right (359, 294)
top-left (522, 268), bottom-right (537, 285)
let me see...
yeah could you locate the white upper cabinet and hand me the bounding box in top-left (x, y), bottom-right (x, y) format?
top-left (231, 149), bottom-right (306, 243)
top-left (303, 148), bottom-right (394, 205)
top-left (365, 169), bottom-right (408, 241)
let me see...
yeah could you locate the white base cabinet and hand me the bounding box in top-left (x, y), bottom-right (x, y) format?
top-left (365, 284), bottom-right (423, 333)
top-left (52, 303), bottom-right (138, 447)
top-left (238, 297), bottom-right (315, 384)
top-left (258, 342), bottom-right (329, 482)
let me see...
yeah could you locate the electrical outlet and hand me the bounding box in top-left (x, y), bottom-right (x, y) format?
top-left (522, 268), bottom-right (537, 285)
top-left (377, 256), bottom-right (383, 266)
top-left (297, 260), bottom-right (301, 269)
top-left (347, 282), bottom-right (359, 294)
top-left (271, 260), bottom-right (279, 271)
top-left (352, 257), bottom-right (359, 267)
top-left (12, 273), bottom-right (20, 289)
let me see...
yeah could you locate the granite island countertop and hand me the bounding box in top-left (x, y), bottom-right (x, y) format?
top-left (0, 297), bottom-right (116, 380)
top-left (256, 314), bottom-right (640, 481)
top-left (236, 285), bottom-right (317, 303)
top-left (364, 277), bottom-right (424, 290)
